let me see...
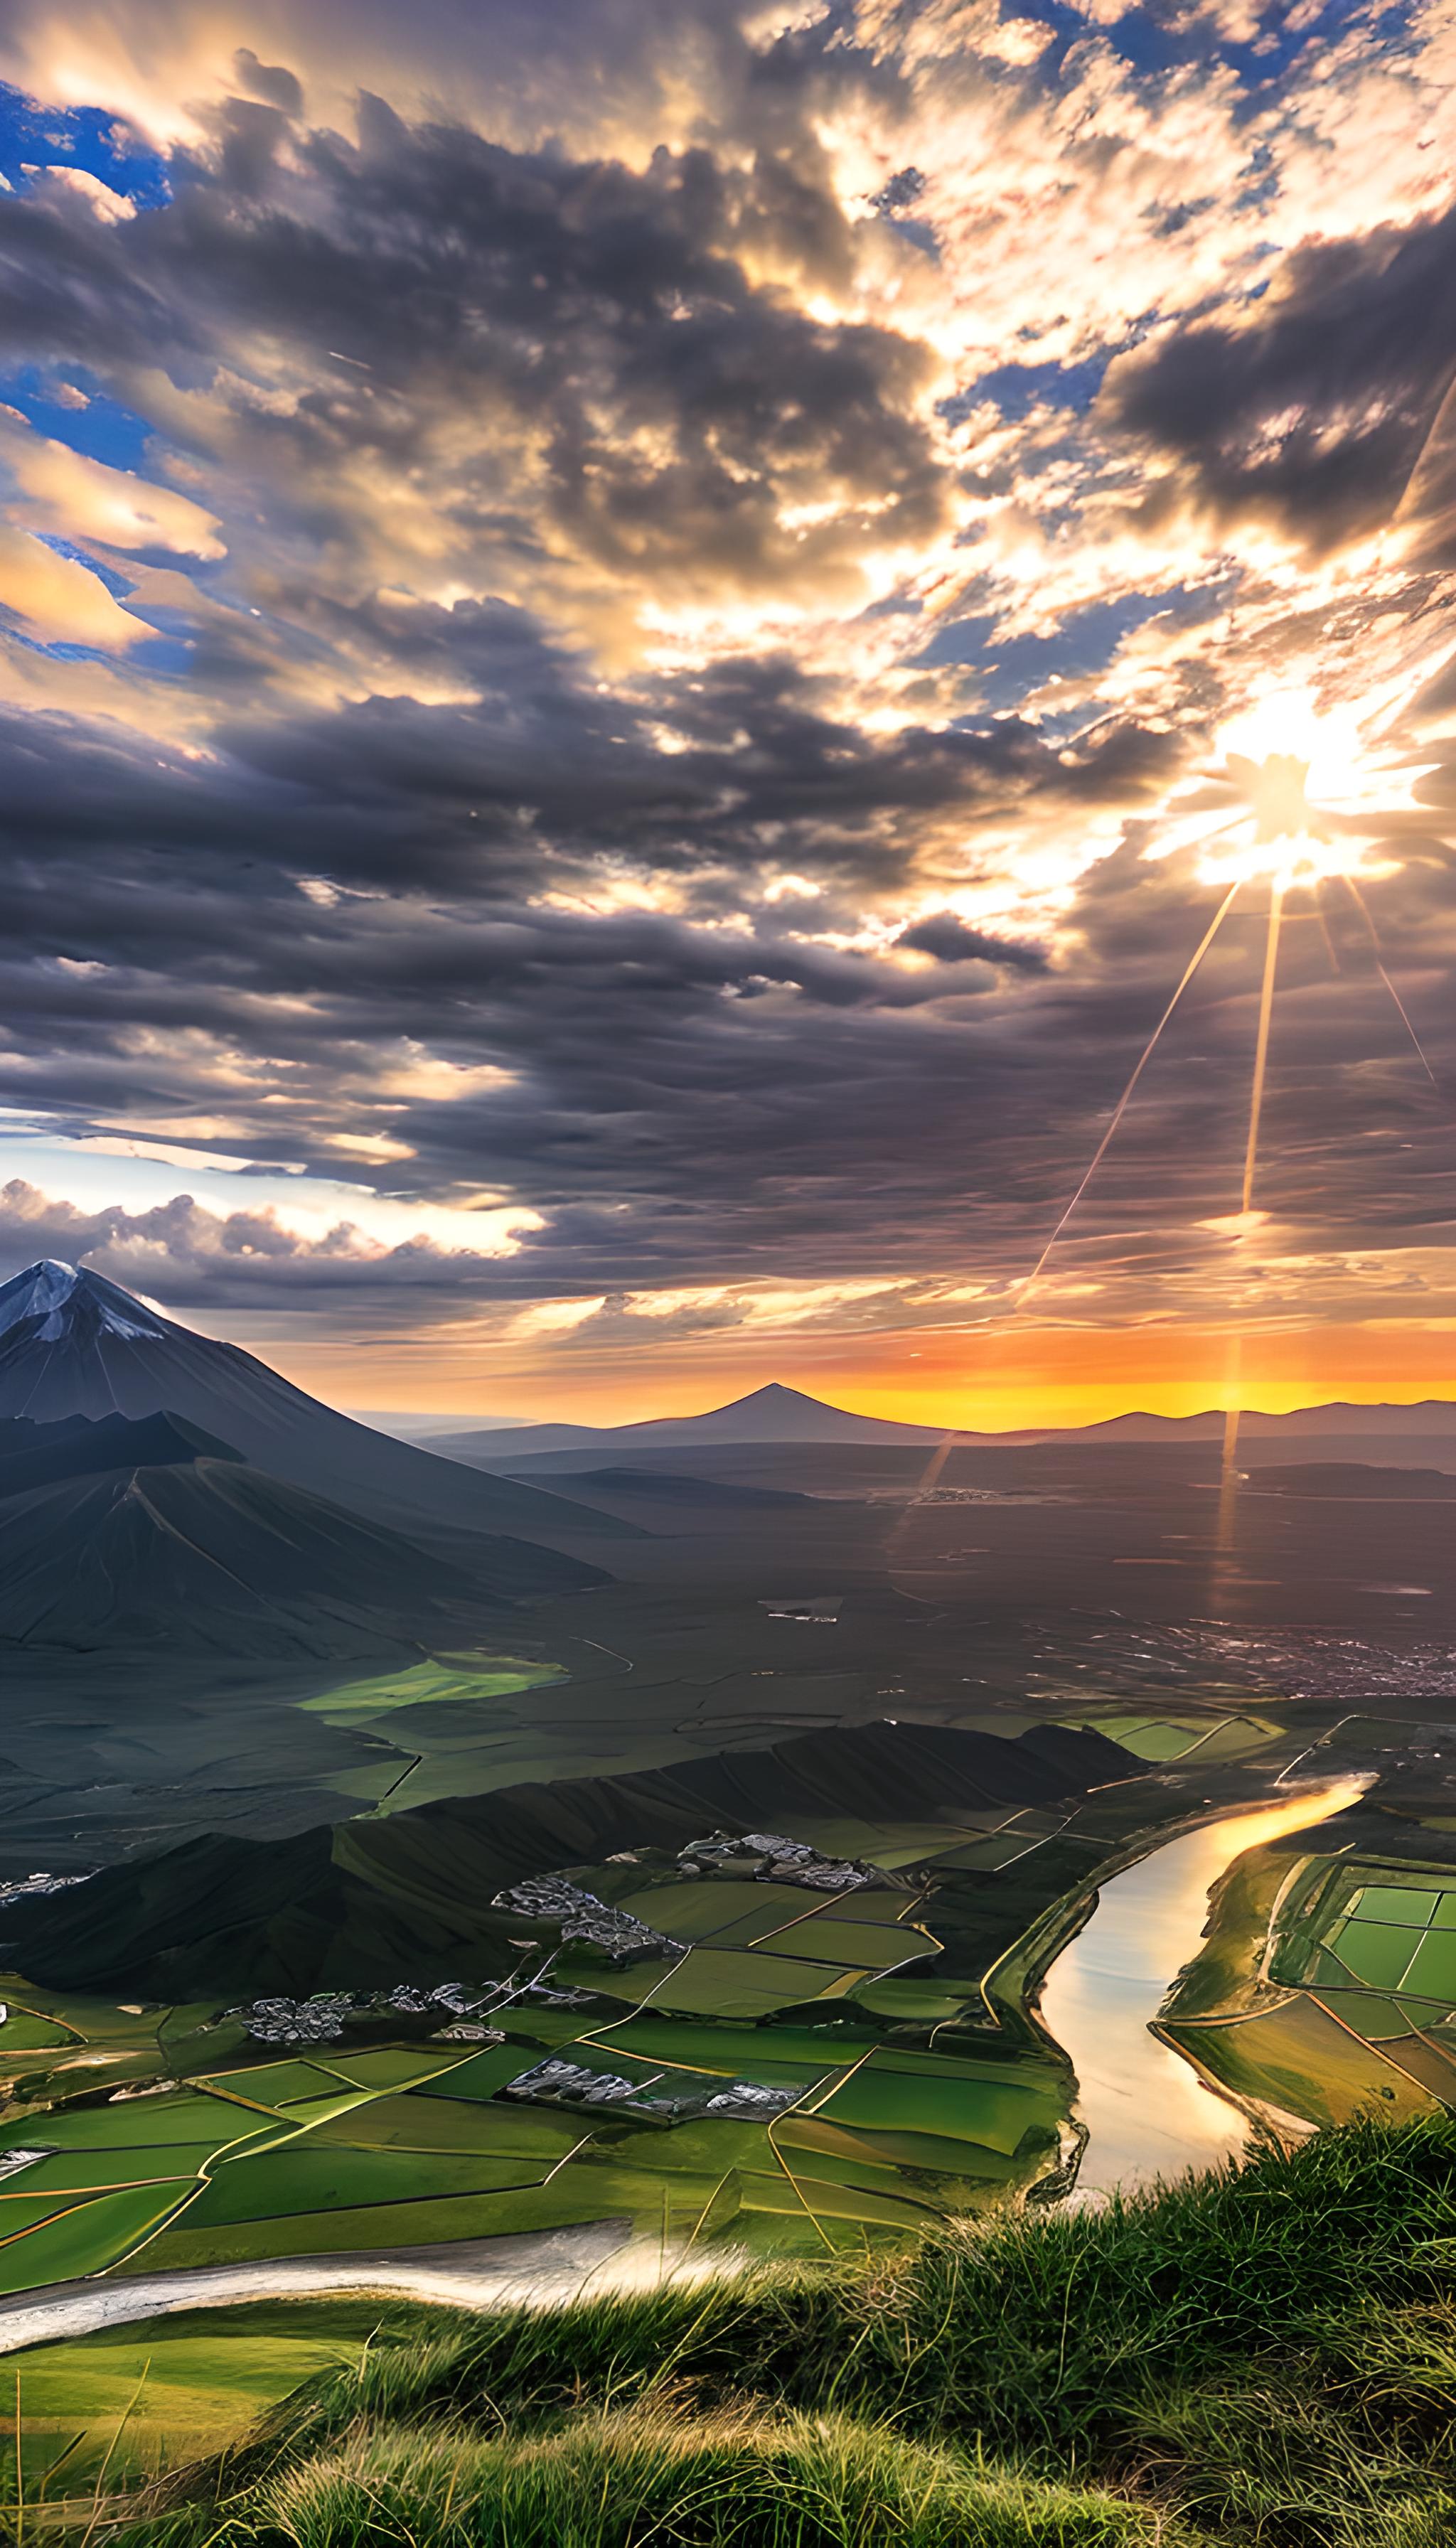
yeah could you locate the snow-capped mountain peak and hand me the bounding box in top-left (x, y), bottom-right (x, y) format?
top-left (0, 1260), bottom-right (168, 1344)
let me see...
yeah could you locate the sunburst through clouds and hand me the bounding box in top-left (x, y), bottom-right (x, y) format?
top-left (1000, 670), bottom-right (1456, 1570)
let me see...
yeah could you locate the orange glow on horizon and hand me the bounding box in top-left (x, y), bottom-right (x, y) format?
top-left (266, 1317), bottom-right (1456, 1433)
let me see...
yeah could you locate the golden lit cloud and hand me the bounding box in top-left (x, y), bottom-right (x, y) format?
top-left (0, 523), bottom-right (148, 647)
top-left (0, 414), bottom-right (224, 557)
top-left (0, 0), bottom-right (1452, 1420)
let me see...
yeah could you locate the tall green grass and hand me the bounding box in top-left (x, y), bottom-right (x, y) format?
top-left (168, 2411), bottom-right (1159, 2547)
top-left (112, 2116), bottom-right (1456, 2546)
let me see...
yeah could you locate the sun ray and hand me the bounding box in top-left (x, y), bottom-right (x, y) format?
top-left (1216, 1337), bottom-right (1243, 1562)
top-left (1342, 874), bottom-right (1439, 1088)
top-left (941, 678), bottom-right (1452, 1595)
top-left (1013, 876), bottom-right (1242, 1310)
top-left (1313, 888), bottom-right (1341, 977)
top-left (1241, 883), bottom-right (1284, 1219)
top-left (1214, 884), bottom-right (1283, 1579)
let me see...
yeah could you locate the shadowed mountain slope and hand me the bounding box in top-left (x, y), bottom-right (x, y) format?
top-left (0, 1408), bottom-right (240, 1496)
top-left (0, 1458), bottom-right (545, 1660)
top-left (1, 1718), bottom-right (1138, 1998)
top-left (1251, 1461), bottom-right (1456, 1497)
top-left (0, 1263), bottom-right (636, 1560)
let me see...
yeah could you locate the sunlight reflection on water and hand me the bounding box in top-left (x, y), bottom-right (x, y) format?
top-left (1037, 1777), bottom-right (1370, 2199)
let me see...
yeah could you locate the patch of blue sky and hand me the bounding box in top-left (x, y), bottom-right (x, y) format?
top-left (0, 1134), bottom-right (363, 1231)
top-left (0, 369), bottom-right (156, 473)
top-left (32, 532), bottom-right (136, 599)
top-left (1219, 0), bottom-right (1415, 108)
top-left (6, 631), bottom-right (114, 665)
top-left (919, 583), bottom-right (1222, 713)
top-left (130, 634), bottom-right (196, 674)
top-left (1080, 9), bottom-right (1188, 75)
top-left (1005, 0), bottom-right (1408, 105)
top-left (0, 80), bottom-right (170, 208)
top-left (941, 353), bottom-right (1106, 428)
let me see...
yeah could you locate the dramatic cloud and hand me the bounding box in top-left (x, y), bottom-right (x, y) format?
top-left (0, 0), bottom-right (1450, 1406)
top-left (1101, 201), bottom-right (1456, 555)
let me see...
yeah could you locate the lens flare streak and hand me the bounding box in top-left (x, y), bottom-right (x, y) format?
top-left (1014, 877), bottom-right (1243, 1310)
top-left (995, 680), bottom-right (1449, 1595)
top-left (1342, 875), bottom-right (1440, 1088)
top-left (1241, 884), bottom-right (1284, 1221)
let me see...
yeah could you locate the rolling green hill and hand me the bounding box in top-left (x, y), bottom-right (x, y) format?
top-left (1, 1718), bottom-right (1137, 1998)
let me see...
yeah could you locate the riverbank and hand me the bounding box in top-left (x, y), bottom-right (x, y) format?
top-left (87, 2114), bottom-right (1456, 2547)
top-left (1038, 1778), bottom-right (1368, 2194)
top-left (0, 1777), bottom-right (1379, 2363)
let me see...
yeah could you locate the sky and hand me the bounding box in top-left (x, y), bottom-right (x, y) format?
top-left (0, 0), bottom-right (1454, 1425)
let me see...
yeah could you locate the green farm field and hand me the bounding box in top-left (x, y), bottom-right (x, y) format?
top-left (0, 1738), bottom-right (1168, 2291)
top-left (6, 2119), bottom-right (1453, 2545)
top-left (1162, 1813), bottom-right (1456, 2126)
top-left (4, 2298), bottom-right (442, 2498)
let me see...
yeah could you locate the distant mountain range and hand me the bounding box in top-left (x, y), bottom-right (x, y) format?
top-left (0, 1261), bottom-right (638, 1556)
top-left (426, 1377), bottom-right (1456, 1470)
top-left (431, 1382), bottom-right (945, 1462)
top-left (1061, 1403), bottom-right (1456, 1442)
top-left (346, 1406), bottom-right (530, 1440)
top-left (6, 1263), bottom-right (1452, 1668)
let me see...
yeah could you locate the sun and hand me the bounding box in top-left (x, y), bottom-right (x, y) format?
top-left (1147, 685), bottom-right (1420, 892)
top-left (1009, 665), bottom-right (1454, 1551)
top-left (1014, 671), bottom-right (1446, 1317)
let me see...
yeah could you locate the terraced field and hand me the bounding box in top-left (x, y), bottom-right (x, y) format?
top-left (0, 1757), bottom-right (1132, 2286)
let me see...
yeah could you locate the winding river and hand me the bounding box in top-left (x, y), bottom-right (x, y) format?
top-left (0, 1775), bottom-right (1368, 2352)
top-left (1037, 1775), bottom-right (1369, 2200)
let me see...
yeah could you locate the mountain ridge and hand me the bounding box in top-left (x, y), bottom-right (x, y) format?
top-left (429, 1378), bottom-right (1456, 1465)
top-left (0, 1715), bottom-right (1139, 1996)
top-left (0, 1262), bottom-right (640, 1566)
top-left (432, 1381), bottom-right (945, 1459)
top-left (0, 1408), bottom-right (241, 1497)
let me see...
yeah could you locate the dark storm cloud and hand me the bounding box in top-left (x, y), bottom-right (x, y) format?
top-left (1101, 203), bottom-right (1456, 554)
top-left (0, 95), bottom-right (943, 603)
top-left (2, 798), bottom-right (1454, 1328)
top-left (0, 646), bottom-right (1182, 914)
top-left (896, 910), bottom-right (1046, 968)
top-left (0, 641), bottom-right (1452, 1327)
top-left (0, 6), bottom-right (1450, 1349)
top-left (217, 665), bottom-right (1181, 894)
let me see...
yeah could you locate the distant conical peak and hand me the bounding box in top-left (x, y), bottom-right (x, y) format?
top-left (0, 1259), bottom-right (168, 1344)
top-left (729, 1383), bottom-right (820, 1405)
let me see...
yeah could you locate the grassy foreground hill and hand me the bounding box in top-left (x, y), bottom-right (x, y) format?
top-left (46, 2114), bottom-right (1452, 2547)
